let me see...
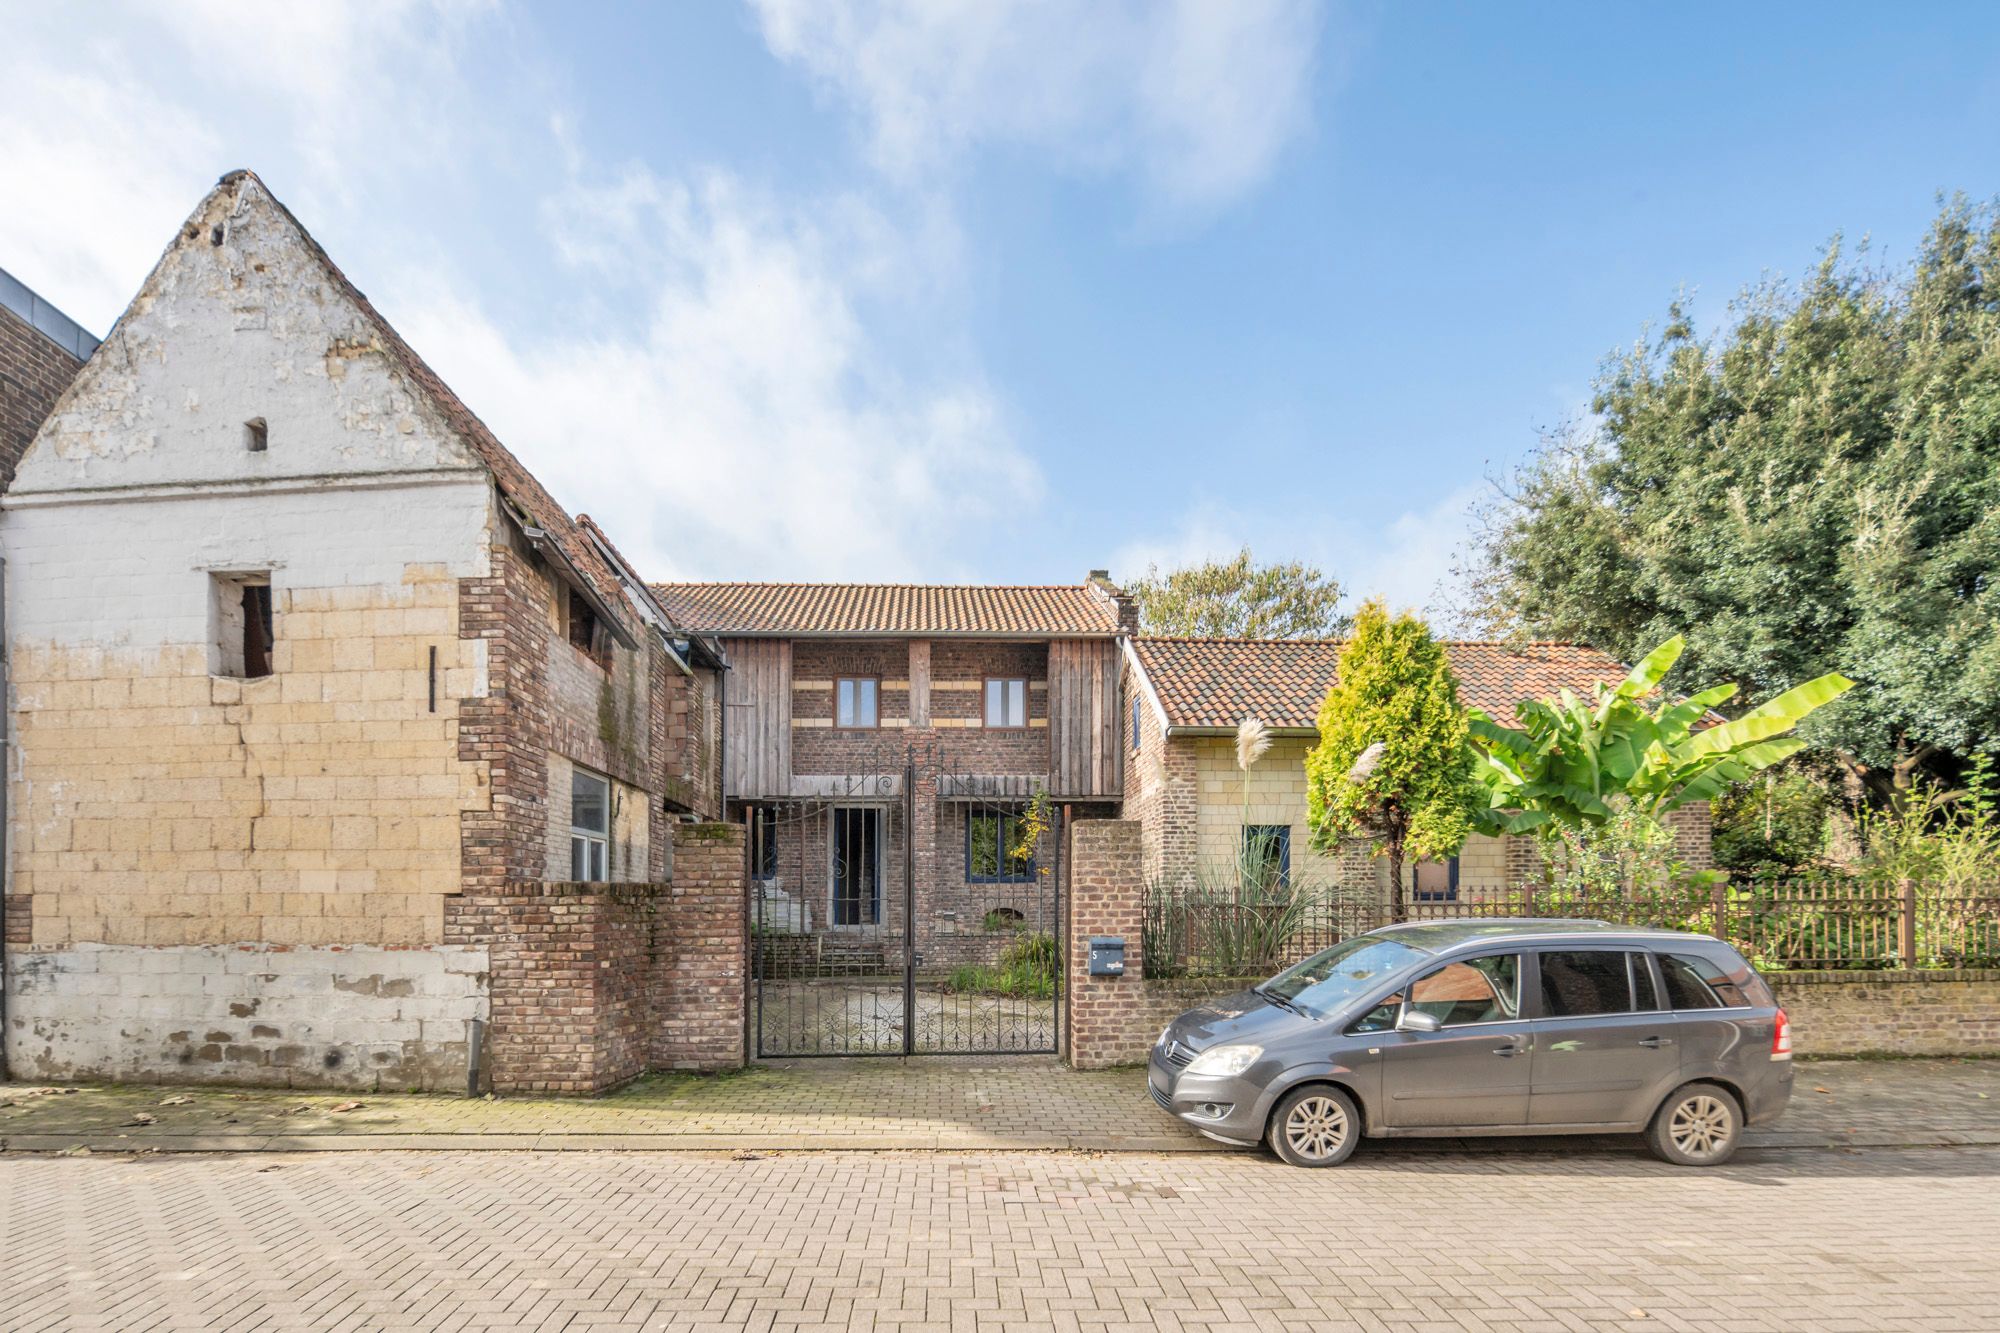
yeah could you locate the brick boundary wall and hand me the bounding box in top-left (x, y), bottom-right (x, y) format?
top-left (475, 822), bottom-right (746, 1094)
top-left (1066, 818), bottom-right (2000, 1069)
top-left (1064, 819), bottom-right (1147, 1070)
top-left (1769, 969), bottom-right (2000, 1057)
top-left (652, 824), bottom-right (747, 1072)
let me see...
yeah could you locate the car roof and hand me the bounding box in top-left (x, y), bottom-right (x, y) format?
top-left (1369, 918), bottom-right (1720, 954)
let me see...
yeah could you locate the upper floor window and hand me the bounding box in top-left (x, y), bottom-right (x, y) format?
top-left (1131, 697), bottom-right (1141, 752)
top-left (968, 811), bottom-right (1035, 882)
top-left (564, 587), bottom-right (607, 667)
top-left (984, 677), bottom-right (1027, 728)
top-left (570, 769), bottom-right (609, 882)
top-left (211, 572), bottom-right (274, 679)
top-left (836, 677), bottom-right (878, 728)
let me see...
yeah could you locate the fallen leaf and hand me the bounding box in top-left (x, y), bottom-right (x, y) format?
top-left (159, 1095), bottom-right (193, 1107)
top-left (57, 1145), bottom-right (91, 1157)
top-left (1813, 1086), bottom-right (1831, 1094)
top-left (284, 1103), bottom-right (311, 1115)
top-left (1628, 1311), bottom-right (1648, 1320)
top-left (330, 1101), bottom-right (363, 1113)
top-left (124, 1113), bottom-right (157, 1127)
top-left (730, 1150), bottom-right (762, 1161)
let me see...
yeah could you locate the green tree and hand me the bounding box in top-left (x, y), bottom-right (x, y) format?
top-left (1129, 548), bottom-right (1347, 639)
top-left (1461, 195), bottom-right (2000, 805)
top-left (1305, 600), bottom-right (1475, 919)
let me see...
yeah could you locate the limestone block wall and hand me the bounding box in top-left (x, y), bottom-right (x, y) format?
top-left (4, 942), bottom-right (487, 1089)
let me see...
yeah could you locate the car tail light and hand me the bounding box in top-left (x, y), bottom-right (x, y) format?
top-left (1771, 1008), bottom-right (1792, 1060)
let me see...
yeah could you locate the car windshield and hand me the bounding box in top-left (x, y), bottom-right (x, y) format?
top-left (1261, 937), bottom-right (1426, 1019)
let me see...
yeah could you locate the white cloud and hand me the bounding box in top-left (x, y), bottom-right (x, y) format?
top-left (395, 168), bottom-right (1041, 580)
top-left (748, 0), bottom-right (1323, 210)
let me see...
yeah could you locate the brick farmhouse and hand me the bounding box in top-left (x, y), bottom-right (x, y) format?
top-left (0, 171), bottom-right (1711, 1088)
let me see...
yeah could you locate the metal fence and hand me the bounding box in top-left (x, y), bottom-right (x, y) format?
top-left (1141, 878), bottom-right (2000, 978)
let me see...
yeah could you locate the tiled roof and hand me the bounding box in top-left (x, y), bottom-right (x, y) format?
top-left (650, 583), bottom-right (1123, 637)
top-left (1130, 637), bottom-right (1632, 732)
top-left (229, 172), bottom-right (641, 639)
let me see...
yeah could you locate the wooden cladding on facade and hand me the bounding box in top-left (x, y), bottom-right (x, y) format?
top-left (1048, 639), bottom-right (1122, 798)
top-left (723, 638), bottom-right (791, 798)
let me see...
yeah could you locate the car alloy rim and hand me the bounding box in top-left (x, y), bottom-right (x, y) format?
top-left (1669, 1094), bottom-right (1733, 1159)
top-left (1285, 1095), bottom-right (1349, 1160)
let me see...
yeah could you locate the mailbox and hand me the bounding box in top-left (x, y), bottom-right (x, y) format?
top-left (1087, 936), bottom-right (1126, 977)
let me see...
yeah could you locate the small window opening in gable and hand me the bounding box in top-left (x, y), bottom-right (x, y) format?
top-left (211, 573), bottom-right (275, 679)
top-left (244, 418), bottom-right (268, 452)
top-left (563, 586), bottom-right (608, 667)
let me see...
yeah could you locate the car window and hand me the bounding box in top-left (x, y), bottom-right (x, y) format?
top-left (1538, 950), bottom-right (1635, 1017)
top-left (1658, 952), bottom-right (1746, 1009)
top-left (1263, 936), bottom-right (1426, 1019)
top-left (1404, 954), bottom-right (1521, 1027)
top-left (1629, 952), bottom-right (1662, 1012)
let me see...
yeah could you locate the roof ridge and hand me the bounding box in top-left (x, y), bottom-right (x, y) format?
top-left (649, 580), bottom-right (1096, 591)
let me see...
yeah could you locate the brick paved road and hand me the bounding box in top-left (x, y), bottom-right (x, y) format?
top-left (4, 1145), bottom-right (1998, 1331)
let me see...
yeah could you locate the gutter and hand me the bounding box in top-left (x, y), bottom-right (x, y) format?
top-left (1120, 637), bottom-right (1172, 736)
top-left (513, 520), bottom-right (640, 651)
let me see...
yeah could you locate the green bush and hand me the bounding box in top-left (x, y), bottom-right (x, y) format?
top-left (1713, 770), bottom-right (1835, 875)
top-left (943, 931), bottom-right (1059, 1000)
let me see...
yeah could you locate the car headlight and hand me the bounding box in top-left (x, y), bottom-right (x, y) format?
top-left (1184, 1044), bottom-right (1263, 1077)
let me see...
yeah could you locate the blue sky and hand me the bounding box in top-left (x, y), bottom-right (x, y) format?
top-left (3, 2), bottom-right (1996, 620)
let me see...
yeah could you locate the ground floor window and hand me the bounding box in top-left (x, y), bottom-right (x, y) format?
top-left (1242, 824), bottom-right (1290, 889)
top-left (968, 810), bottom-right (1035, 882)
top-left (1413, 856), bottom-right (1459, 901)
top-left (571, 769), bottom-right (610, 881)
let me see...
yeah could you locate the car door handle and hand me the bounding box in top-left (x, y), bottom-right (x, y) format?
top-left (1493, 1044), bottom-right (1524, 1057)
top-left (1637, 1037), bottom-right (1675, 1048)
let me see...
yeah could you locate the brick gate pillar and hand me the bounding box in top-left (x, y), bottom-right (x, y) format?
top-left (653, 822), bottom-right (748, 1071)
top-left (1065, 818), bottom-right (1146, 1069)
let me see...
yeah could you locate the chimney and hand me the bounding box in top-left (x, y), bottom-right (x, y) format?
top-left (1086, 569), bottom-right (1139, 634)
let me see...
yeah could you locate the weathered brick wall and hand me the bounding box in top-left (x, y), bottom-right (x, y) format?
top-left (1065, 818), bottom-right (1147, 1069)
top-left (476, 881), bottom-right (657, 1094)
top-left (1770, 970), bottom-right (2000, 1057)
top-left (653, 823), bottom-right (747, 1071)
top-left (0, 303), bottom-right (84, 491)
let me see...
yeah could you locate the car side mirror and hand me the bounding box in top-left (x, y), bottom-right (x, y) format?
top-left (1396, 1010), bottom-right (1442, 1034)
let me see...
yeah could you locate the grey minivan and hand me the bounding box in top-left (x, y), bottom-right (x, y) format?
top-left (1150, 920), bottom-right (1793, 1167)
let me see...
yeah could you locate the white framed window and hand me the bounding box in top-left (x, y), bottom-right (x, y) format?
top-left (570, 769), bottom-right (610, 882)
top-left (836, 677), bottom-right (878, 728)
top-left (984, 677), bottom-right (1027, 728)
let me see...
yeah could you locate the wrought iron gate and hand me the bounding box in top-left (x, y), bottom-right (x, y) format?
top-left (749, 747), bottom-right (1062, 1057)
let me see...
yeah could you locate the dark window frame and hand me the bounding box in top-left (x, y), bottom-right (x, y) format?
top-left (1412, 855), bottom-right (1460, 902)
top-left (1242, 824), bottom-right (1291, 889)
top-left (966, 809), bottom-right (1037, 884)
top-left (835, 676), bottom-right (880, 730)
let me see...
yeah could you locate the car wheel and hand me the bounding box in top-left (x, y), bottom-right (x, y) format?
top-left (1266, 1085), bottom-right (1361, 1167)
top-left (1648, 1082), bottom-right (1743, 1166)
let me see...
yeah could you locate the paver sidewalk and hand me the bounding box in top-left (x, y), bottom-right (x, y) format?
top-left (4, 1055), bottom-right (1997, 1155)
